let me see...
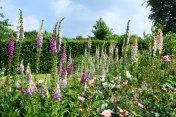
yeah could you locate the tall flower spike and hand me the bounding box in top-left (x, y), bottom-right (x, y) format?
top-left (81, 69), bottom-right (86, 85)
top-left (122, 20), bottom-right (130, 57)
top-left (55, 84), bottom-right (61, 103)
top-left (16, 21), bottom-right (20, 41)
top-left (53, 22), bottom-right (58, 54)
top-left (68, 63), bottom-right (74, 76)
top-left (8, 33), bottom-right (14, 57)
top-left (37, 20), bottom-right (44, 52)
top-left (59, 48), bottom-right (67, 74)
top-left (88, 38), bottom-right (92, 49)
top-left (26, 64), bottom-right (31, 84)
top-left (156, 29), bottom-right (163, 54)
top-left (57, 18), bottom-right (64, 52)
top-left (19, 9), bottom-right (24, 41)
top-left (18, 60), bottom-right (24, 74)
top-left (115, 47), bottom-right (119, 61)
top-left (150, 34), bottom-right (157, 57)
top-left (96, 46), bottom-right (99, 61)
top-left (131, 39), bottom-right (138, 62)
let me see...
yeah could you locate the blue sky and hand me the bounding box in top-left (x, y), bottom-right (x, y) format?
top-left (1, 0), bottom-right (152, 38)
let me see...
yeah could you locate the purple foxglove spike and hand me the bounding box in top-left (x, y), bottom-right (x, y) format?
top-left (28, 88), bottom-right (33, 96)
top-left (61, 65), bottom-right (66, 78)
top-left (37, 33), bottom-right (43, 51)
top-left (86, 70), bottom-right (91, 80)
top-left (8, 33), bottom-right (14, 57)
top-left (18, 64), bottom-right (24, 74)
top-left (21, 88), bottom-right (26, 95)
top-left (26, 70), bottom-right (30, 84)
top-left (61, 79), bottom-right (67, 90)
top-left (82, 85), bottom-right (87, 95)
top-left (55, 89), bottom-right (60, 103)
top-left (68, 63), bottom-right (73, 75)
top-left (81, 70), bottom-right (86, 85)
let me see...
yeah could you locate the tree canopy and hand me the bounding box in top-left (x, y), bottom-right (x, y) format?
top-left (92, 18), bottom-right (113, 40)
top-left (0, 6), bottom-right (12, 39)
top-left (146, 0), bottom-right (176, 34)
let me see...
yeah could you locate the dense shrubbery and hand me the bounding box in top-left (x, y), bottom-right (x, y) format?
top-left (0, 35), bottom-right (148, 74)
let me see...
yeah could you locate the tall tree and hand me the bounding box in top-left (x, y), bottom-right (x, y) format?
top-left (0, 6), bottom-right (12, 39)
top-left (92, 18), bottom-right (113, 40)
top-left (146, 0), bottom-right (176, 34)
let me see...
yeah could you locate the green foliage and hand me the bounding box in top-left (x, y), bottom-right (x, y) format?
top-left (0, 6), bottom-right (12, 40)
top-left (0, 35), bottom-right (148, 74)
top-left (146, 0), bottom-right (176, 34)
top-left (92, 18), bottom-right (113, 40)
top-left (163, 33), bottom-right (176, 55)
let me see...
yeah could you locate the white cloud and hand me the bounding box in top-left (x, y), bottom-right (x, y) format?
top-left (11, 16), bottom-right (40, 32)
top-left (50, 0), bottom-right (85, 16)
top-left (1, 0), bottom-right (41, 32)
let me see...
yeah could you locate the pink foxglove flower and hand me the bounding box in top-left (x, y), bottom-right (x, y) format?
top-left (150, 35), bottom-right (157, 56)
top-left (156, 30), bottom-right (163, 54)
top-left (16, 21), bottom-right (20, 41)
top-left (131, 39), bottom-right (138, 62)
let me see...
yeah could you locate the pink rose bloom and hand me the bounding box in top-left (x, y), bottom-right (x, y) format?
top-left (123, 81), bottom-right (128, 86)
top-left (101, 109), bottom-right (113, 117)
top-left (137, 102), bottom-right (145, 109)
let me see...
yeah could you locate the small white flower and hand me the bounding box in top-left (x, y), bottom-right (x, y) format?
top-left (101, 103), bottom-right (108, 110)
top-left (16, 82), bottom-right (20, 88)
top-left (109, 83), bottom-right (115, 89)
top-left (38, 80), bottom-right (43, 84)
top-left (126, 71), bottom-right (132, 78)
top-left (102, 82), bottom-right (109, 88)
top-left (78, 96), bottom-right (85, 102)
top-left (89, 79), bottom-right (94, 86)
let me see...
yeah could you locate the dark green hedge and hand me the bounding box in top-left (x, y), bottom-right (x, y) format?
top-left (0, 35), bottom-right (151, 74)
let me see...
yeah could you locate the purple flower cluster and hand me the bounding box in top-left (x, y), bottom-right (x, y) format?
top-left (28, 80), bottom-right (37, 96)
top-left (21, 88), bottom-right (26, 95)
top-left (68, 63), bottom-right (73, 75)
top-left (26, 70), bottom-right (30, 83)
top-left (59, 49), bottom-right (67, 75)
top-left (81, 70), bottom-right (86, 85)
top-left (61, 79), bottom-right (67, 90)
top-left (8, 33), bottom-right (14, 57)
top-left (82, 85), bottom-right (87, 95)
top-left (18, 64), bottom-right (24, 74)
top-left (86, 70), bottom-right (91, 81)
top-left (37, 33), bottom-right (43, 51)
top-left (39, 86), bottom-right (46, 95)
top-left (55, 89), bottom-right (60, 103)
top-left (61, 65), bottom-right (67, 78)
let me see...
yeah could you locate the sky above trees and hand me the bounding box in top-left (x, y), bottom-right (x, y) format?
top-left (1, 0), bottom-right (152, 38)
